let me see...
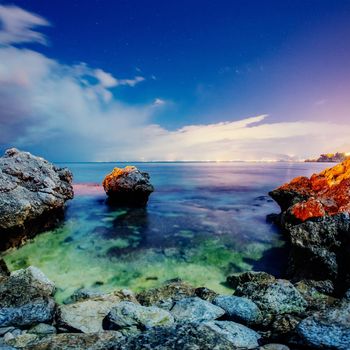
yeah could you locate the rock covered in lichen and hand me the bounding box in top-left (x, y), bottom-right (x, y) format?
top-left (234, 276), bottom-right (307, 316)
top-left (136, 279), bottom-right (196, 310)
top-left (0, 266), bottom-right (56, 327)
top-left (0, 148), bottom-right (73, 250)
top-left (296, 299), bottom-right (350, 349)
top-left (102, 166), bottom-right (154, 206)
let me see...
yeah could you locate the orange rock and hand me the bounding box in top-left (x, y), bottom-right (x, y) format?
top-left (270, 158), bottom-right (350, 221)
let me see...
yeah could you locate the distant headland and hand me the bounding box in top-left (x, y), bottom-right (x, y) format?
top-left (305, 152), bottom-right (350, 163)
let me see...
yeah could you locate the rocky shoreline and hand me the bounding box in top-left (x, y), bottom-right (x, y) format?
top-left (0, 149), bottom-right (349, 349)
top-left (0, 263), bottom-right (349, 349)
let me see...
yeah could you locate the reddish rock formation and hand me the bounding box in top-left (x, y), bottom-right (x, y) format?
top-left (102, 166), bottom-right (154, 206)
top-left (269, 160), bottom-right (350, 292)
top-left (270, 159), bottom-right (350, 222)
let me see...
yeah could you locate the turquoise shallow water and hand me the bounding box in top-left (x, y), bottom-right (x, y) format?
top-left (3, 162), bottom-right (328, 302)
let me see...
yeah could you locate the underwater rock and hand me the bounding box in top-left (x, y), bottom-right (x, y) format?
top-left (136, 279), bottom-right (196, 310)
top-left (103, 301), bottom-right (174, 331)
top-left (57, 291), bottom-right (138, 333)
top-left (170, 297), bottom-right (225, 323)
top-left (212, 295), bottom-right (263, 325)
top-left (234, 279), bottom-right (307, 316)
top-left (296, 300), bottom-right (350, 350)
top-left (102, 166), bottom-right (154, 206)
top-left (0, 148), bottom-right (73, 250)
top-left (269, 160), bottom-right (350, 291)
top-left (112, 321), bottom-right (260, 350)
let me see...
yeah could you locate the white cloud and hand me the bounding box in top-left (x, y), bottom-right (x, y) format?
top-left (2, 44), bottom-right (350, 162)
top-left (118, 76), bottom-right (145, 87)
top-left (153, 98), bottom-right (166, 106)
top-left (0, 5), bottom-right (50, 45)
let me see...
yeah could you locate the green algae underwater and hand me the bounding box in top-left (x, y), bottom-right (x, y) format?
top-left (2, 162), bottom-right (325, 303)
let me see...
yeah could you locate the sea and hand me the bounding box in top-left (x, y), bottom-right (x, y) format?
top-left (2, 161), bottom-right (328, 302)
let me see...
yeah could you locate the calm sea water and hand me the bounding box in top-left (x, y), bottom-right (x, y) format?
top-left (3, 162), bottom-right (328, 301)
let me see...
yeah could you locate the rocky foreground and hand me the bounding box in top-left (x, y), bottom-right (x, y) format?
top-left (0, 149), bottom-right (73, 250)
top-left (1, 263), bottom-right (349, 350)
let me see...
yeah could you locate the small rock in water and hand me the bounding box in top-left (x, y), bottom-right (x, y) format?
top-left (213, 295), bottom-right (263, 325)
top-left (104, 301), bottom-right (174, 331)
top-left (170, 297), bottom-right (225, 322)
top-left (102, 166), bottom-right (154, 206)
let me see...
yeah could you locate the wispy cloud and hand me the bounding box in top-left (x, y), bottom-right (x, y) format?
top-left (0, 5), bottom-right (50, 46)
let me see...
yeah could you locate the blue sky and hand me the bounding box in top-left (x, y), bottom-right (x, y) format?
top-left (1, 1), bottom-right (350, 161)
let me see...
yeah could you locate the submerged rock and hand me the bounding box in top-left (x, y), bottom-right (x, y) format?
top-left (102, 166), bottom-right (154, 206)
top-left (0, 148), bottom-right (73, 250)
top-left (212, 295), bottom-right (263, 325)
top-left (103, 301), bottom-right (174, 331)
top-left (170, 297), bottom-right (225, 323)
top-left (269, 160), bottom-right (350, 291)
top-left (296, 300), bottom-right (350, 350)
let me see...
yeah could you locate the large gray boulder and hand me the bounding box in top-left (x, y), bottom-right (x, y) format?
top-left (234, 278), bottom-right (307, 316)
top-left (296, 300), bottom-right (350, 350)
top-left (57, 291), bottom-right (138, 333)
top-left (0, 148), bottom-right (73, 250)
top-left (0, 266), bottom-right (56, 327)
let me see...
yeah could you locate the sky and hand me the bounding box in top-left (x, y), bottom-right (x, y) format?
top-left (0, 0), bottom-right (350, 161)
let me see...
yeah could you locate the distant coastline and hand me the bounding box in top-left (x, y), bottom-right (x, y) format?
top-left (305, 152), bottom-right (350, 163)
